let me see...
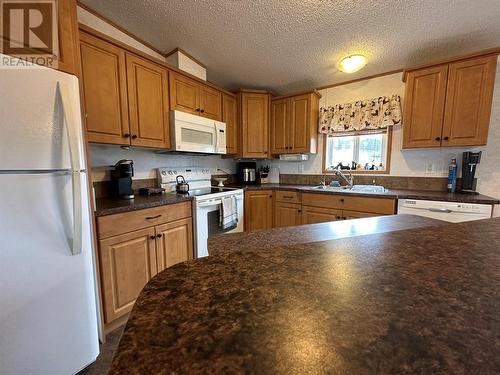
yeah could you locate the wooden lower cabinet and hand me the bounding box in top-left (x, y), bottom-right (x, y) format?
top-left (275, 202), bottom-right (302, 228)
top-left (244, 190), bottom-right (273, 231)
top-left (96, 203), bottom-right (193, 326)
top-left (301, 206), bottom-right (342, 225)
top-left (99, 228), bottom-right (157, 324)
top-left (155, 218), bottom-right (194, 272)
top-left (341, 210), bottom-right (379, 220)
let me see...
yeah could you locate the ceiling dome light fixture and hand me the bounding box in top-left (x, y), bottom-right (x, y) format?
top-left (339, 54), bottom-right (367, 73)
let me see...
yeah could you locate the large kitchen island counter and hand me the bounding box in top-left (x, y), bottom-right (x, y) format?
top-left (109, 216), bottom-right (500, 374)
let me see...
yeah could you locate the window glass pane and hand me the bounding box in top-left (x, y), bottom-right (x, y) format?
top-left (326, 132), bottom-right (388, 171)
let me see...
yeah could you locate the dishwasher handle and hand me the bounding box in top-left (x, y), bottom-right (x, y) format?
top-left (428, 208), bottom-right (453, 213)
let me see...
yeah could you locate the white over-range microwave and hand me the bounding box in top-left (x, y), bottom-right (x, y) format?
top-left (170, 110), bottom-right (226, 154)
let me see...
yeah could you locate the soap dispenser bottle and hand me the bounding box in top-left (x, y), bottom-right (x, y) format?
top-left (447, 157), bottom-right (457, 193)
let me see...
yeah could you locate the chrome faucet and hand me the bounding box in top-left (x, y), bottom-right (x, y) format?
top-left (334, 168), bottom-right (354, 189)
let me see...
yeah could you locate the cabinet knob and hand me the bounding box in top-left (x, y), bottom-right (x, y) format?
top-left (443, 136), bottom-right (449, 141)
top-left (157, 234), bottom-right (163, 238)
top-left (269, 195), bottom-right (272, 198)
top-left (149, 235), bottom-right (155, 240)
top-left (123, 133), bottom-right (130, 138)
top-left (200, 109), bottom-right (205, 113)
top-left (131, 134), bottom-right (138, 139)
top-left (340, 198), bottom-right (345, 203)
top-left (196, 108), bottom-right (200, 112)
top-left (298, 209), bottom-right (301, 213)
top-left (435, 137), bottom-right (441, 141)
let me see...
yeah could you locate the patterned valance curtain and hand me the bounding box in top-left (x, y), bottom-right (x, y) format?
top-left (319, 94), bottom-right (402, 135)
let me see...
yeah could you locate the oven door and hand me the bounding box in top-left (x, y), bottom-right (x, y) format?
top-left (194, 194), bottom-right (244, 258)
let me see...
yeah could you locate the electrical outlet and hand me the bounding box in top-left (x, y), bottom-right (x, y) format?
top-left (425, 161), bottom-right (436, 174)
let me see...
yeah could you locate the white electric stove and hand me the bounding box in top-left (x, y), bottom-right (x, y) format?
top-left (157, 167), bottom-right (244, 258)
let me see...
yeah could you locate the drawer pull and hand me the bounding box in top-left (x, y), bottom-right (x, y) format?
top-left (283, 195), bottom-right (294, 199)
top-left (145, 214), bottom-right (162, 220)
top-left (149, 235), bottom-right (156, 240)
top-left (340, 198), bottom-right (345, 203)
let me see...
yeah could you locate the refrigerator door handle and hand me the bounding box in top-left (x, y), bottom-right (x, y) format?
top-left (58, 81), bottom-right (84, 256)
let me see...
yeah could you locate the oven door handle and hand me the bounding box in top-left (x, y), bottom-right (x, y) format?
top-left (197, 199), bottom-right (222, 208)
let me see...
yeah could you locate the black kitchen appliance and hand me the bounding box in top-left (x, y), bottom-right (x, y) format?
top-left (238, 162), bottom-right (257, 185)
top-left (460, 151), bottom-right (481, 194)
top-left (111, 159), bottom-right (134, 199)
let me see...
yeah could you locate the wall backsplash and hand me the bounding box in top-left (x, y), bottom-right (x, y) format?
top-left (89, 144), bottom-right (238, 181)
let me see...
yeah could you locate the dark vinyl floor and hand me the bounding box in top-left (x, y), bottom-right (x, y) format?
top-left (78, 325), bottom-right (124, 375)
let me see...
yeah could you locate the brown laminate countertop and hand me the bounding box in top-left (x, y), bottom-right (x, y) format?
top-left (110, 216), bottom-right (500, 374)
top-left (94, 193), bottom-right (192, 217)
top-left (208, 214), bottom-right (446, 256)
top-left (243, 183), bottom-right (500, 204)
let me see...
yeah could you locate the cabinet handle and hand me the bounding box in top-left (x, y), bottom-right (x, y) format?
top-left (149, 235), bottom-right (156, 240)
top-left (435, 137), bottom-right (441, 141)
top-left (145, 214), bottom-right (162, 220)
top-left (131, 134), bottom-right (138, 139)
top-left (196, 108), bottom-right (200, 112)
top-left (443, 136), bottom-right (449, 141)
top-left (340, 198), bottom-right (345, 203)
top-left (157, 234), bottom-right (163, 238)
top-left (336, 216), bottom-right (341, 220)
top-left (200, 109), bottom-right (205, 113)
top-left (298, 209), bottom-right (301, 213)
top-left (283, 195), bottom-right (294, 199)
top-left (123, 133), bottom-right (130, 138)
top-left (269, 195), bottom-right (273, 198)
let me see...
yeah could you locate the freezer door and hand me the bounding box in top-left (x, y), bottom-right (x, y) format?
top-left (0, 62), bottom-right (85, 170)
top-left (0, 172), bottom-right (99, 375)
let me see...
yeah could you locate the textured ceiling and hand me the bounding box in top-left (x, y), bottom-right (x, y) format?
top-left (80, 0), bottom-right (500, 94)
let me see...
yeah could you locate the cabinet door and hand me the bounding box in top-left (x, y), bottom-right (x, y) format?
top-left (80, 32), bottom-right (130, 145)
top-left (289, 94), bottom-right (311, 153)
top-left (402, 65), bottom-right (448, 148)
top-left (301, 206), bottom-right (341, 225)
top-left (169, 72), bottom-right (199, 115)
top-left (270, 98), bottom-right (289, 154)
top-left (99, 228), bottom-right (157, 323)
top-left (244, 190), bottom-right (273, 231)
top-left (57, 0), bottom-right (80, 75)
top-left (442, 55), bottom-right (497, 147)
top-left (341, 210), bottom-right (380, 220)
top-left (126, 53), bottom-right (170, 149)
top-left (223, 94), bottom-right (238, 154)
top-left (155, 218), bottom-right (194, 272)
top-left (241, 92), bottom-right (269, 158)
top-left (199, 85), bottom-right (222, 120)
top-left (274, 202), bottom-right (302, 228)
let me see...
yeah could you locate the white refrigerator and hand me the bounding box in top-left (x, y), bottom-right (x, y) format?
top-left (0, 58), bottom-right (100, 374)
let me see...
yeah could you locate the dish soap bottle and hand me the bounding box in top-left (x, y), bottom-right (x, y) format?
top-left (447, 157), bottom-right (457, 193)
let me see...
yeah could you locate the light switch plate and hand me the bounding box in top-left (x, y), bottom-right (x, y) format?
top-left (425, 161), bottom-right (436, 174)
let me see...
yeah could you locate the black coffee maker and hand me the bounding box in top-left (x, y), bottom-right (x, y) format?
top-left (111, 160), bottom-right (134, 199)
top-left (460, 151), bottom-right (481, 194)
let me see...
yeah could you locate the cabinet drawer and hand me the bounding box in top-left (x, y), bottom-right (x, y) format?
top-left (275, 190), bottom-right (301, 203)
top-left (97, 201), bottom-right (192, 239)
top-left (302, 193), bottom-right (395, 214)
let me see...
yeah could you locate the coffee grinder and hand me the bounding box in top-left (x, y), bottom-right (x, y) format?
top-left (111, 159), bottom-right (135, 199)
top-left (460, 151), bottom-right (481, 194)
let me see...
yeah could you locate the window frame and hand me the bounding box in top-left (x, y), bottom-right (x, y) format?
top-left (321, 127), bottom-right (393, 175)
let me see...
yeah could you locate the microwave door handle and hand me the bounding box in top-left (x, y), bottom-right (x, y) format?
top-left (214, 124), bottom-right (218, 151)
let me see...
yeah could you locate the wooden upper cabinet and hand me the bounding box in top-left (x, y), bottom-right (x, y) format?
top-left (99, 228), bottom-right (157, 323)
top-left (290, 94), bottom-right (313, 153)
top-left (126, 53), bottom-right (170, 149)
top-left (155, 217), bottom-right (193, 272)
top-left (403, 53), bottom-right (498, 148)
top-left (56, 0), bottom-right (80, 75)
top-left (402, 65), bottom-right (448, 148)
top-left (442, 55), bottom-right (497, 146)
top-left (271, 98), bottom-right (289, 154)
top-left (270, 91), bottom-right (319, 155)
top-left (239, 91), bottom-right (270, 158)
top-left (199, 85), bottom-right (222, 120)
top-left (244, 190), bottom-right (273, 231)
top-left (80, 32), bottom-right (130, 145)
top-left (170, 71), bottom-right (222, 120)
top-left (222, 94), bottom-right (238, 154)
top-left (169, 72), bottom-right (199, 114)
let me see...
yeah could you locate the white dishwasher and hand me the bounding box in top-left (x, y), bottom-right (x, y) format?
top-left (397, 199), bottom-right (493, 223)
